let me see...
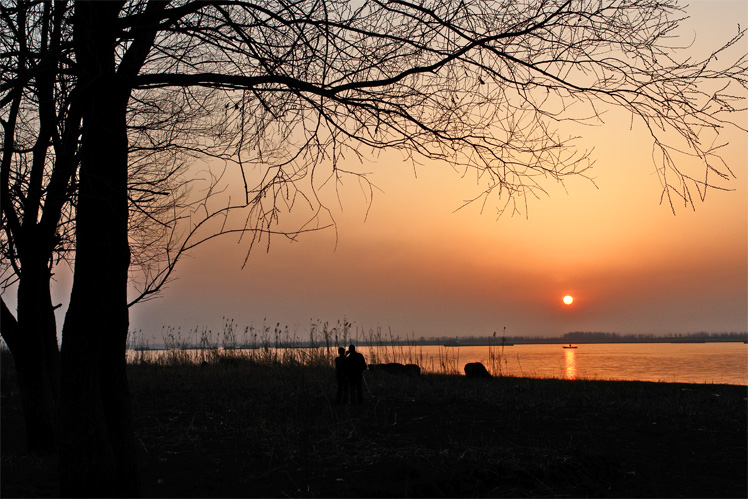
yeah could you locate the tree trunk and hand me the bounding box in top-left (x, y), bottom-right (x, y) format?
top-left (1, 253), bottom-right (61, 453)
top-left (59, 2), bottom-right (137, 496)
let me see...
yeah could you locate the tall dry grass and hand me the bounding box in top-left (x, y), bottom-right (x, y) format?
top-left (127, 319), bottom-right (510, 376)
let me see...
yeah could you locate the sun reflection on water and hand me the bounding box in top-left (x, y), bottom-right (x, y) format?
top-left (564, 348), bottom-right (577, 380)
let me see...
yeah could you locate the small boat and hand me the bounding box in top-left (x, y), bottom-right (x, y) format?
top-left (443, 338), bottom-right (461, 347)
top-left (562, 344), bottom-right (578, 349)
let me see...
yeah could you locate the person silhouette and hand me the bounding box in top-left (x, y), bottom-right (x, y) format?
top-left (334, 346), bottom-right (348, 404)
top-left (346, 344), bottom-right (367, 404)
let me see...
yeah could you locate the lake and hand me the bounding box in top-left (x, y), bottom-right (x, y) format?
top-left (129, 342), bottom-right (748, 385)
top-left (358, 342), bottom-right (748, 385)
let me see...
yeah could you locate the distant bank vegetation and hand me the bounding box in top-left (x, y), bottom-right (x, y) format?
top-left (120, 318), bottom-right (747, 353)
top-left (468, 330), bottom-right (748, 346)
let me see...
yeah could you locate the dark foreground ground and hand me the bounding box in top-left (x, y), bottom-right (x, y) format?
top-left (2, 357), bottom-right (747, 497)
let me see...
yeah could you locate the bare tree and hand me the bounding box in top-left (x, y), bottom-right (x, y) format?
top-left (0, 2), bottom-right (229, 454)
top-left (1, 0), bottom-right (75, 454)
top-left (1, 0), bottom-right (745, 495)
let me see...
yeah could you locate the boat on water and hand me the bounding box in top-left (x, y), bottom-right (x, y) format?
top-left (562, 344), bottom-right (578, 349)
top-left (443, 338), bottom-right (461, 347)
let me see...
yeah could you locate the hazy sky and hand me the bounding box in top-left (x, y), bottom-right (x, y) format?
top-left (43, 1), bottom-right (748, 344)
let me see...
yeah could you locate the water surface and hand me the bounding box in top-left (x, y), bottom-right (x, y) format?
top-left (368, 342), bottom-right (748, 385)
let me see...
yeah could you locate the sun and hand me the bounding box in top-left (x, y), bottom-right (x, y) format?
top-left (563, 295), bottom-right (574, 305)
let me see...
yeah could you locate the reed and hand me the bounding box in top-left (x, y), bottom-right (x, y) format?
top-left (127, 319), bottom-right (458, 374)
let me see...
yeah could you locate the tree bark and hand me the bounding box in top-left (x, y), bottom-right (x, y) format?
top-left (59, 2), bottom-right (137, 496)
top-left (3, 253), bottom-right (61, 453)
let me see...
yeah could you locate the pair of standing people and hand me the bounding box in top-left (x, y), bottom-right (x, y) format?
top-left (335, 344), bottom-right (367, 404)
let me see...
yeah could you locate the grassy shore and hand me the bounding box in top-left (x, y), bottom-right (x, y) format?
top-left (2, 351), bottom-right (746, 498)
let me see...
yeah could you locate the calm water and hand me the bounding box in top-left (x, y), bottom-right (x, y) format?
top-left (364, 342), bottom-right (747, 385)
top-left (131, 342), bottom-right (748, 385)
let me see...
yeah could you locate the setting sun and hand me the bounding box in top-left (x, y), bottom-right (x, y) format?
top-left (563, 295), bottom-right (574, 305)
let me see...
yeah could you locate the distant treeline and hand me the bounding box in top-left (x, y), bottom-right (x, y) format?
top-left (29, 327), bottom-right (740, 352)
top-left (417, 331), bottom-right (748, 346)
top-left (9, 325), bottom-right (742, 353)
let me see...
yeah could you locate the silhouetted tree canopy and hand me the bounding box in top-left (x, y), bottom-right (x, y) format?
top-left (3, 0), bottom-right (746, 297)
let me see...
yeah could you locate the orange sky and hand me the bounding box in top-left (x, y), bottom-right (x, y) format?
top-left (126, 0), bottom-right (748, 342)
top-left (48, 1), bottom-right (748, 342)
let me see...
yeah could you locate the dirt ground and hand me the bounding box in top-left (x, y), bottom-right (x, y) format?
top-left (2, 362), bottom-right (746, 497)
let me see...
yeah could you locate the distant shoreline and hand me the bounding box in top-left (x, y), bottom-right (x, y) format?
top-left (128, 338), bottom-right (748, 351)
